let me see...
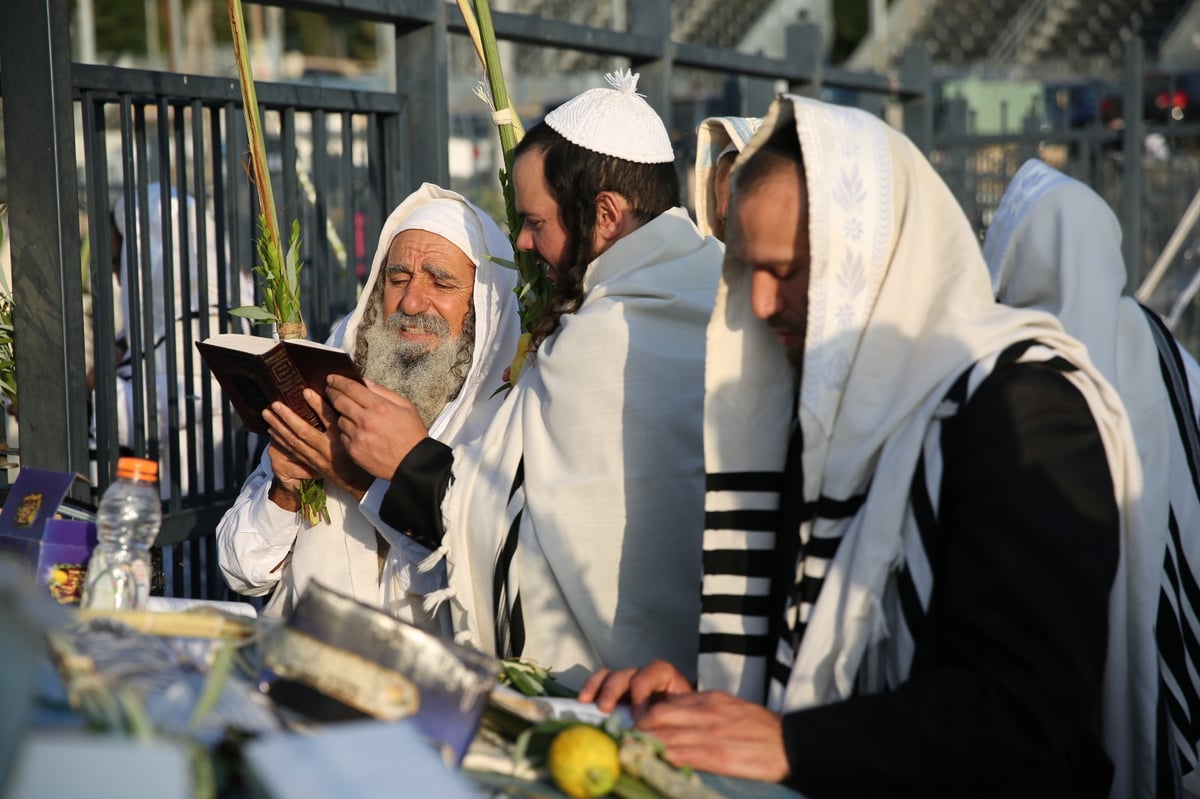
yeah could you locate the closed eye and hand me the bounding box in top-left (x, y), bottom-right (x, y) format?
top-left (385, 264), bottom-right (411, 286)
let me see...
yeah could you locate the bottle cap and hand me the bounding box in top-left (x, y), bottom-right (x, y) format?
top-left (116, 456), bottom-right (159, 483)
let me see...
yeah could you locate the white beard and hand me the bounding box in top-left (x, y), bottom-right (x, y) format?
top-left (361, 310), bottom-right (472, 428)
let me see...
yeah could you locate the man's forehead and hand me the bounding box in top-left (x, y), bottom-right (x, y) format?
top-left (513, 149), bottom-right (552, 205)
top-left (387, 229), bottom-right (475, 268)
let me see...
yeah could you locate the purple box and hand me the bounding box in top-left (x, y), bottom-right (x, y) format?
top-left (0, 469), bottom-right (96, 604)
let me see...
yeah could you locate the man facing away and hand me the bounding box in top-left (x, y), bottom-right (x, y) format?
top-left (217, 183), bottom-right (519, 622)
top-left (327, 70), bottom-right (724, 688)
top-left (984, 158), bottom-right (1200, 798)
top-left (581, 94), bottom-right (1146, 798)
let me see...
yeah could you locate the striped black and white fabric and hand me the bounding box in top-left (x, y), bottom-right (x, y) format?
top-left (703, 96), bottom-right (1146, 794)
top-left (493, 457), bottom-right (527, 659)
top-left (699, 339), bottom-right (1080, 707)
top-left (1142, 307), bottom-right (1200, 797)
top-left (984, 158), bottom-right (1200, 798)
top-left (426, 207), bottom-right (722, 686)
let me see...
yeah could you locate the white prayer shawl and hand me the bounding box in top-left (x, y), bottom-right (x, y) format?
top-left (428, 208), bottom-right (722, 688)
top-left (218, 184), bottom-right (519, 621)
top-left (699, 95), bottom-right (1145, 794)
top-left (693, 116), bottom-right (762, 238)
top-left (983, 159), bottom-right (1200, 798)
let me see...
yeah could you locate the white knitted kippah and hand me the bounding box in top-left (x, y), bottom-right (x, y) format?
top-left (544, 69), bottom-right (675, 164)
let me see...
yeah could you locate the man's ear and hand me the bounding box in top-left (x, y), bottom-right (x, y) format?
top-left (593, 191), bottom-right (635, 248)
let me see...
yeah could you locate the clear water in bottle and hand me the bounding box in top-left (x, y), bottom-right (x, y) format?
top-left (81, 456), bottom-right (163, 610)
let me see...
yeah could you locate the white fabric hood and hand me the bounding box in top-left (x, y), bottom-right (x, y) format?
top-left (339, 182), bottom-right (520, 447)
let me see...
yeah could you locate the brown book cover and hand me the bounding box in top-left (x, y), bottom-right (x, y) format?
top-left (195, 333), bottom-right (363, 435)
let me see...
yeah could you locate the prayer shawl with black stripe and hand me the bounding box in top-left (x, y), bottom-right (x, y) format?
top-left (430, 208), bottom-right (722, 689)
top-left (699, 95), bottom-right (1146, 796)
top-left (984, 159), bottom-right (1200, 799)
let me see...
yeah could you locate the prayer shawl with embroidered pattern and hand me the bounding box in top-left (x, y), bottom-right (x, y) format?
top-left (984, 159), bottom-right (1200, 798)
top-left (698, 95), bottom-right (1147, 797)
top-left (425, 208), bottom-right (722, 688)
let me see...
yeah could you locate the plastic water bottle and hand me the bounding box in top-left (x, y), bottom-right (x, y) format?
top-left (81, 456), bottom-right (162, 610)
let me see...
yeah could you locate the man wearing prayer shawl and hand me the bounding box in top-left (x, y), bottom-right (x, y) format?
top-left (693, 116), bottom-right (760, 240)
top-left (983, 159), bottom-right (1200, 798)
top-left (329, 70), bottom-right (723, 689)
top-left (580, 95), bottom-right (1147, 798)
top-left (216, 184), bottom-right (519, 622)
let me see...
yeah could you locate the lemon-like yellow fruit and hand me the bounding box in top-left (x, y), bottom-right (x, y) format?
top-left (547, 724), bottom-right (621, 798)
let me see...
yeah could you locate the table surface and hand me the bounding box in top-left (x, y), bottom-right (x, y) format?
top-left (469, 768), bottom-right (808, 798)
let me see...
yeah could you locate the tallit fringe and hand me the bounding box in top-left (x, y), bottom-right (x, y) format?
top-left (422, 585), bottom-right (457, 615)
top-left (417, 543), bottom-right (449, 574)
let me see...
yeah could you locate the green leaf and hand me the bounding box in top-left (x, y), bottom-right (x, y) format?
top-left (488, 255), bottom-right (518, 271)
top-left (228, 305), bottom-right (277, 321)
top-left (189, 641), bottom-right (236, 729)
top-left (504, 665), bottom-right (543, 697)
top-left (298, 479), bottom-right (330, 526)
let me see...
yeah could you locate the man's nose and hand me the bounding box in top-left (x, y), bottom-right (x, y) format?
top-left (516, 223), bottom-right (534, 253)
top-left (750, 271), bottom-right (782, 321)
top-left (399, 282), bottom-right (430, 315)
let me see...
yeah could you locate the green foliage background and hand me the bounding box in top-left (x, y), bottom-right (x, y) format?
top-left (75, 0), bottom-right (379, 64)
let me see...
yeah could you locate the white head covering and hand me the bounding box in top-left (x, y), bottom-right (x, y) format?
top-left (340, 182), bottom-right (520, 448)
top-left (693, 116), bottom-right (761, 237)
top-left (391, 200), bottom-right (488, 268)
top-left (982, 160), bottom-right (1125, 376)
top-left (701, 95), bottom-right (1145, 793)
top-left (545, 69), bottom-right (674, 164)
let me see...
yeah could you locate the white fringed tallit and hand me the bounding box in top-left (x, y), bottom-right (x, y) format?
top-left (433, 208), bottom-right (722, 688)
top-left (699, 95), bottom-right (1146, 796)
top-left (984, 159), bottom-right (1200, 799)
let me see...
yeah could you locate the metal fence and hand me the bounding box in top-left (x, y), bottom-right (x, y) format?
top-left (77, 65), bottom-right (410, 598)
top-left (0, 0), bottom-right (933, 600)
top-left (8, 1), bottom-right (1200, 602)
top-left (10, 1), bottom-right (1200, 601)
top-left (931, 37), bottom-right (1200, 356)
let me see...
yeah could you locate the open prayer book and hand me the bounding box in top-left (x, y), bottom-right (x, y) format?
top-left (196, 333), bottom-right (363, 435)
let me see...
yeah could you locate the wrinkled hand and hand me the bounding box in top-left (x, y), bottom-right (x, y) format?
top-left (263, 388), bottom-right (373, 500)
top-left (636, 691), bottom-right (790, 784)
top-left (325, 374), bottom-right (429, 480)
top-left (266, 436), bottom-right (317, 512)
top-left (578, 659), bottom-right (694, 716)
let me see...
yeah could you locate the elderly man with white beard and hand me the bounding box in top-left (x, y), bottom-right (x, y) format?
top-left (216, 184), bottom-right (519, 624)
